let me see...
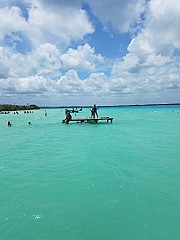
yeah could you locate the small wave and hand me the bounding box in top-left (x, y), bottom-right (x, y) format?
top-left (32, 214), bottom-right (42, 220)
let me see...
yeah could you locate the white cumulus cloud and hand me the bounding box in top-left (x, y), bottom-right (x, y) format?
top-left (0, 6), bottom-right (27, 41)
top-left (111, 0), bottom-right (180, 100)
top-left (26, 0), bottom-right (94, 48)
top-left (87, 0), bottom-right (145, 32)
top-left (0, 0), bottom-right (180, 105)
top-left (60, 44), bottom-right (104, 71)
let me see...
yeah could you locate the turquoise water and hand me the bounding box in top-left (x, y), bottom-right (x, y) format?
top-left (0, 106), bottom-right (180, 240)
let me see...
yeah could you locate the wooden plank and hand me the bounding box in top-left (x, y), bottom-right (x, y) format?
top-left (62, 116), bottom-right (113, 124)
top-left (67, 119), bottom-right (85, 121)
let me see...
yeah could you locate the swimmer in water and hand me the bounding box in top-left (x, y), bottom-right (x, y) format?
top-left (7, 121), bottom-right (12, 127)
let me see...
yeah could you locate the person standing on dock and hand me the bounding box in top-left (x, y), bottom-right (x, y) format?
top-left (91, 104), bottom-right (98, 118)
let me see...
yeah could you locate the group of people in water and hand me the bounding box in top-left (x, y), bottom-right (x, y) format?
top-left (0, 111), bottom-right (10, 114)
top-left (7, 121), bottom-right (32, 127)
top-left (5, 110), bottom-right (34, 126)
top-left (4, 104), bottom-right (99, 126)
top-left (0, 110), bottom-right (34, 115)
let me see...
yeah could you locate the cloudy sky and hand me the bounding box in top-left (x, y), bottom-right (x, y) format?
top-left (0, 0), bottom-right (180, 106)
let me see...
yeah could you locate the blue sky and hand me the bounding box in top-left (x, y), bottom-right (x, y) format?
top-left (0, 0), bottom-right (180, 106)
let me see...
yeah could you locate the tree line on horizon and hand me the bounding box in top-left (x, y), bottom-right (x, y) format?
top-left (0, 104), bottom-right (40, 111)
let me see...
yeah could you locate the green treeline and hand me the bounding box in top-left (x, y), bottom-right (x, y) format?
top-left (0, 104), bottom-right (40, 111)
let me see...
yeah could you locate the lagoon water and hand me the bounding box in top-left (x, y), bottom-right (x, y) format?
top-left (0, 106), bottom-right (180, 240)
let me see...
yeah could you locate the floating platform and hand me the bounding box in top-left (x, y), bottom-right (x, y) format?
top-left (62, 117), bottom-right (113, 124)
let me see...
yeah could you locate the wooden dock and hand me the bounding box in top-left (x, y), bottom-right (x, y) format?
top-left (62, 117), bottom-right (113, 124)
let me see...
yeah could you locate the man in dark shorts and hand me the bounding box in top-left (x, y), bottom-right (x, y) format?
top-left (91, 104), bottom-right (98, 118)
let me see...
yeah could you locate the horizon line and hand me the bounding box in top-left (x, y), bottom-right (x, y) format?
top-left (40, 102), bottom-right (180, 108)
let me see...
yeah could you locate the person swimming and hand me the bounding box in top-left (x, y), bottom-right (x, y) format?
top-left (7, 121), bottom-right (12, 127)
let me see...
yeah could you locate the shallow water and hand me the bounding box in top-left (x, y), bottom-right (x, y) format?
top-left (0, 106), bottom-right (180, 240)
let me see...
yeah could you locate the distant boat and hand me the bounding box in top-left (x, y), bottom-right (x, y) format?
top-left (65, 108), bottom-right (82, 114)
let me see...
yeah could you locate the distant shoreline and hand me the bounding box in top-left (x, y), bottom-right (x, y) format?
top-left (41, 103), bottom-right (180, 109)
top-left (0, 104), bottom-right (40, 111)
top-left (1, 103), bottom-right (179, 111)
